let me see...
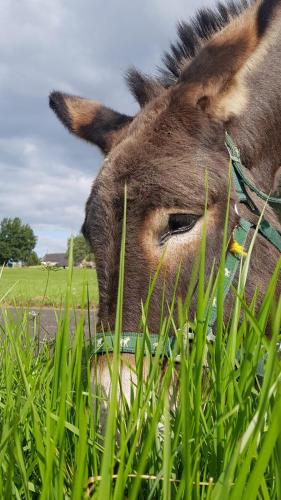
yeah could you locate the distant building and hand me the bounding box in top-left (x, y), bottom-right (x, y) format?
top-left (41, 253), bottom-right (68, 268)
top-left (6, 258), bottom-right (22, 268)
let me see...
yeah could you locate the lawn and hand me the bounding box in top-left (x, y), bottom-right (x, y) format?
top-left (0, 246), bottom-right (280, 498)
top-left (0, 266), bottom-right (99, 307)
top-left (0, 225), bottom-right (280, 498)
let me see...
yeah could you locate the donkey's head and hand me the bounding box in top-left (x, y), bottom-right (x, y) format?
top-left (50, 0), bottom-right (281, 341)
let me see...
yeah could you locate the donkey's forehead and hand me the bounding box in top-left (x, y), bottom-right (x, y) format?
top-left (128, 91), bottom-right (171, 131)
top-left (98, 148), bottom-right (219, 213)
top-left (110, 89), bottom-right (172, 153)
top-left (98, 106), bottom-right (167, 177)
top-left (96, 87), bottom-right (226, 207)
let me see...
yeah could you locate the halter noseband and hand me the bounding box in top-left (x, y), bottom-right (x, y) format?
top-left (92, 133), bottom-right (281, 357)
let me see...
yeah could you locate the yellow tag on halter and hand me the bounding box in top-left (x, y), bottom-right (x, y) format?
top-left (230, 240), bottom-right (247, 257)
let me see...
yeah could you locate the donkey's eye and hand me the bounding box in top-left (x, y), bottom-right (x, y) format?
top-left (160, 213), bottom-right (199, 245)
top-left (168, 213), bottom-right (199, 233)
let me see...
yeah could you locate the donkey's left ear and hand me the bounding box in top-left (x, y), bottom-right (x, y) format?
top-left (49, 91), bottom-right (133, 154)
top-left (181, 0), bottom-right (278, 120)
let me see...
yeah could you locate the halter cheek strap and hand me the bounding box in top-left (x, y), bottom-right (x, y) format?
top-left (225, 133), bottom-right (281, 207)
top-left (225, 133), bottom-right (281, 253)
top-left (206, 217), bottom-right (252, 336)
top-left (207, 134), bottom-right (281, 335)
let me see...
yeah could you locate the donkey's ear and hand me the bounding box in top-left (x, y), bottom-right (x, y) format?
top-left (181, 0), bottom-right (276, 120)
top-left (49, 91), bottom-right (133, 154)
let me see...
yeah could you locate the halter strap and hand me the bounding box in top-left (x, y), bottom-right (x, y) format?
top-left (91, 332), bottom-right (176, 356)
top-left (225, 132), bottom-right (281, 253)
top-left (207, 217), bottom-right (252, 334)
top-left (225, 133), bottom-right (281, 206)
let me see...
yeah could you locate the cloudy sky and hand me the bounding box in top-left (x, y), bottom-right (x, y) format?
top-left (0, 0), bottom-right (213, 257)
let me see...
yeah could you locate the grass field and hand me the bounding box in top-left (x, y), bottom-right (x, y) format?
top-left (0, 266), bottom-right (99, 307)
top-left (0, 225), bottom-right (280, 498)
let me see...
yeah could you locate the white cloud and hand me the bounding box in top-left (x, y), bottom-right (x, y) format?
top-left (0, 0), bottom-right (214, 255)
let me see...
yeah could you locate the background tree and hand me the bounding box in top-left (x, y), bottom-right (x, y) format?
top-left (0, 217), bottom-right (37, 265)
top-left (67, 235), bottom-right (95, 265)
top-left (25, 250), bottom-right (41, 266)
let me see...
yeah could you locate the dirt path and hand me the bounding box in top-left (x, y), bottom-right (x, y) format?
top-left (0, 306), bottom-right (98, 341)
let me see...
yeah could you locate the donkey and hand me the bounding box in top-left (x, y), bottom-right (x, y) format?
top-left (50, 0), bottom-right (281, 396)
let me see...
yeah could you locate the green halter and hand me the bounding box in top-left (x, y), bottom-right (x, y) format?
top-left (206, 133), bottom-right (281, 333)
top-left (225, 133), bottom-right (281, 254)
top-left (93, 134), bottom-right (281, 357)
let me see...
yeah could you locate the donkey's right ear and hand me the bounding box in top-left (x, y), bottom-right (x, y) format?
top-left (49, 91), bottom-right (133, 154)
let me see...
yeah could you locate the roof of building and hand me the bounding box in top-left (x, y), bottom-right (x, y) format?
top-left (42, 253), bottom-right (68, 266)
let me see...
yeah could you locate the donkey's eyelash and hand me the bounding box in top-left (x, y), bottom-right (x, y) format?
top-left (160, 213), bottom-right (200, 245)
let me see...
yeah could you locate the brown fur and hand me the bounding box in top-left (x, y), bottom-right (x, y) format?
top-left (65, 97), bottom-right (101, 131)
top-left (50, 0), bottom-right (281, 335)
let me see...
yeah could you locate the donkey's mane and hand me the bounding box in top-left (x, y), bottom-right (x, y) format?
top-left (126, 0), bottom-right (254, 102)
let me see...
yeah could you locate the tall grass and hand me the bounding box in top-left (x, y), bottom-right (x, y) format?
top-left (0, 224), bottom-right (280, 498)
